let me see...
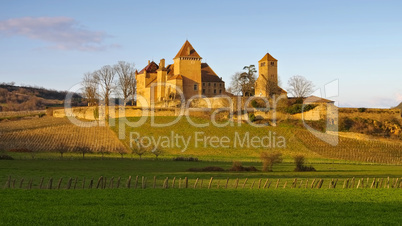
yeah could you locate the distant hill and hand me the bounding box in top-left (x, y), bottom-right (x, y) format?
top-left (394, 102), bottom-right (402, 111)
top-left (0, 83), bottom-right (84, 111)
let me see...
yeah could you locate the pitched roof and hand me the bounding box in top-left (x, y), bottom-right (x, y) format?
top-left (168, 74), bottom-right (183, 80)
top-left (303, 96), bottom-right (334, 104)
top-left (174, 40), bottom-right (202, 59)
top-left (259, 53), bottom-right (277, 62)
top-left (138, 61), bottom-right (159, 74)
top-left (201, 63), bottom-right (224, 82)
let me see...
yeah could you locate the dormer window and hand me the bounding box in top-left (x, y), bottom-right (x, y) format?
top-left (261, 62), bottom-right (266, 67)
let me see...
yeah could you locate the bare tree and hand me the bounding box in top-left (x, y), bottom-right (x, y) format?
top-left (82, 72), bottom-right (98, 106)
top-left (114, 61), bottom-right (136, 105)
top-left (287, 75), bottom-right (314, 98)
top-left (94, 65), bottom-right (116, 106)
top-left (229, 72), bottom-right (256, 96)
top-left (260, 151), bottom-right (283, 172)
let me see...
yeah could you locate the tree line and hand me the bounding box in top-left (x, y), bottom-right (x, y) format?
top-left (228, 65), bottom-right (314, 98)
top-left (82, 61), bottom-right (136, 106)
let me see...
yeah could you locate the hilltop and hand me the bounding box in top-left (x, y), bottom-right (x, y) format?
top-left (0, 83), bottom-right (84, 111)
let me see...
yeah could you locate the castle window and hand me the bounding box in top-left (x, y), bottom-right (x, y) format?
top-left (271, 62), bottom-right (274, 66)
top-left (202, 89), bottom-right (205, 94)
top-left (261, 62), bottom-right (265, 67)
top-left (194, 84), bottom-right (198, 91)
top-left (220, 83), bottom-right (222, 87)
top-left (214, 89), bottom-right (217, 94)
top-left (202, 83), bottom-right (205, 86)
top-left (219, 89), bottom-right (222, 94)
top-left (214, 83), bottom-right (216, 87)
top-left (208, 83), bottom-right (211, 86)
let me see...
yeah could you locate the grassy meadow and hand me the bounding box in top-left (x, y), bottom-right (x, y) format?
top-left (1, 116), bottom-right (401, 224)
top-left (0, 189), bottom-right (401, 225)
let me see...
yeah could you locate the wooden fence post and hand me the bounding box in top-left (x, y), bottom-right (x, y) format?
top-left (370, 178), bottom-right (376, 189)
top-left (305, 179), bottom-right (309, 189)
top-left (127, 176), bottom-right (132, 188)
top-left (153, 176), bottom-right (157, 189)
top-left (185, 177), bottom-right (188, 188)
top-left (89, 178), bottom-right (93, 189)
top-left (179, 178), bottom-right (182, 189)
top-left (39, 177), bottom-right (44, 189)
top-left (234, 178), bottom-right (239, 189)
top-left (251, 180), bottom-right (255, 189)
top-left (135, 176), bottom-right (139, 189)
top-left (4, 176), bottom-right (11, 189)
top-left (96, 176), bottom-right (103, 189)
top-left (27, 179), bottom-right (33, 190)
top-left (82, 178), bottom-right (86, 189)
top-left (73, 177), bottom-right (78, 189)
top-left (142, 176), bottom-right (145, 189)
top-left (66, 178), bottom-right (72, 189)
top-left (47, 178), bottom-right (53, 190)
top-left (117, 177), bottom-right (121, 188)
top-left (310, 179), bottom-right (316, 189)
top-left (200, 179), bottom-right (203, 188)
top-left (242, 178), bottom-right (248, 189)
top-left (208, 177), bottom-right (213, 189)
top-left (172, 177), bottom-right (176, 188)
top-left (263, 179), bottom-right (269, 189)
top-left (194, 178), bottom-right (199, 189)
top-left (19, 178), bottom-right (24, 189)
top-left (356, 179), bottom-right (361, 189)
top-left (283, 181), bottom-right (287, 189)
top-left (275, 179), bottom-right (280, 189)
top-left (57, 178), bottom-right (63, 190)
top-left (109, 177), bottom-right (114, 189)
top-left (258, 179), bottom-right (262, 189)
top-left (225, 178), bottom-right (229, 189)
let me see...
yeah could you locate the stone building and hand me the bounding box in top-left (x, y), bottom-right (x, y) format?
top-left (255, 53), bottom-right (287, 97)
top-left (135, 41), bottom-right (225, 105)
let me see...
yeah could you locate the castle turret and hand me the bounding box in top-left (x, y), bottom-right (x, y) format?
top-left (173, 40), bottom-right (202, 99)
top-left (255, 53), bottom-right (279, 97)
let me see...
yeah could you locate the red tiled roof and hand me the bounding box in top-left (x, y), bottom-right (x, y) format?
top-left (138, 61), bottom-right (159, 74)
top-left (174, 40), bottom-right (202, 59)
top-left (201, 63), bottom-right (224, 82)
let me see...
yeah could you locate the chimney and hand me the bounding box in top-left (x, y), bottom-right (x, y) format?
top-left (148, 60), bottom-right (150, 65)
top-left (159, 59), bottom-right (165, 68)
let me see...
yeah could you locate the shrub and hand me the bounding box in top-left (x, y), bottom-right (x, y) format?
top-left (358, 107), bottom-right (367, 113)
top-left (173, 156), bottom-right (199, 162)
top-left (285, 104), bottom-right (317, 115)
top-left (0, 154), bottom-right (14, 160)
top-left (249, 113), bottom-right (256, 122)
top-left (293, 155), bottom-right (316, 172)
top-left (187, 166), bottom-right (225, 172)
top-left (228, 161), bottom-right (258, 172)
top-left (260, 151), bottom-right (283, 172)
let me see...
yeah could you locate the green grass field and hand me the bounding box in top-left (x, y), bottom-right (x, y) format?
top-left (1, 116), bottom-right (401, 224)
top-left (0, 189), bottom-right (400, 225)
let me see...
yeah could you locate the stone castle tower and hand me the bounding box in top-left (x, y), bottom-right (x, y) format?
top-left (255, 53), bottom-right (286, 97)
top-left (173, 41), bottom-right (202, 98)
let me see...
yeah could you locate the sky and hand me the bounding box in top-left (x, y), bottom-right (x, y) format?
top-left (0, 0), bottom-right (401, 108)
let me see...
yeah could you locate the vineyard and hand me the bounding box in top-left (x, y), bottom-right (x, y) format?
top-left (0, 117), bottom-right (127, 158)
top-left (295, 130), bottom-right (402, 165)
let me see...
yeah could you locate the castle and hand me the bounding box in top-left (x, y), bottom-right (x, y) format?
top-left (135, 40), bottom-right (286, 106)
top-left (135, 41), bottom-right (226, 105)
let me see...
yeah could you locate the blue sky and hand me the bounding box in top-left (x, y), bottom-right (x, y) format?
top-left (0, 0), bottom-right (401, 108)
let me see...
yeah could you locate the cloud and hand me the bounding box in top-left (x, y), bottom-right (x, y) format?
top-left (0, 17), bottom-right (115, 51)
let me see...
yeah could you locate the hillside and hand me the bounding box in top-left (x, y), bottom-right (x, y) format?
top-left (395, 102), bottom-right (402, 111)
top-left (0, 83), bottom-right (84, 111)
